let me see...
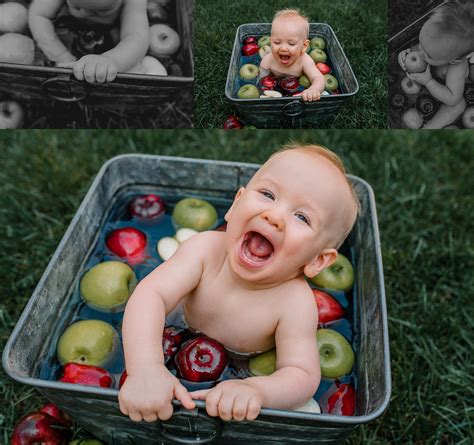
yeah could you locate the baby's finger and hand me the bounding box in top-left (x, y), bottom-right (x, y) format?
top-left (57, 62), bottom-right (74, 69)
top-left (72, 60), bottom-right (85, 81)
top-left (231, 397), bottom-right (249, 422)
top-left (106, 64), bottom-right (118, 83)
top-left (189, 389), bottom-right (210, 400)
top-left (175, 384), bottom-right (196, 409)
top-left (157, 403), bottom-right (174, 421)
top-left (84, 62), bottom-right (98, 84)
top-left (142, 412), bottom-right (159, 422)
top-left (246, 398), bottom-right (261, 420)
top-left (95, 63), bottom-right (108, 83)
top-left (128, 410), bottom-right (143, 422)
top-left (217, 393), bottom-right (236, 421)
top-left (203, 388), bottom-right (222, 418)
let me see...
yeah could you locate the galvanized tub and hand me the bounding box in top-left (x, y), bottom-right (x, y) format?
top-left (225, 24), bottom-right (359, 128)
top-left (3, 155), bottom-right (390, 444)
top-left (0, 0), bottom-right (194, 105)
top-left (388, 1), bottom-right (474, 128)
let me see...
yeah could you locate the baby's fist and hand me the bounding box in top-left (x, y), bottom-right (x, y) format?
top-left (73, 55), bottom-right (118, 83)
top-left (301, 88), bottom-right (321, 102)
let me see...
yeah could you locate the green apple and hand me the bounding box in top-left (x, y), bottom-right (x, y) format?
top-left (239, 63), bottom-right (259, 81)
top-left (237, 84), bottom-right (260, 99)
top-left (258, 45), bottom-right (271, 58)
top-left (248, 349), bottom-right (276, 376)
top-left (57, 319), bottom-right (119, 367)
top-left (258, 35), bottom-right (270, 47)
top-left (309, 49), bottom-right (327, 63)
top-left (324, 74), bottom-right (339, 91)
top-left (317, 329), bottom-right (354, 378)
top-left (309, 253), bottom-right (354, 291)
top-left (69, 440), bottom-right (105, 445)
top-left (299, 75), bottom-right (311, 89)
top-left (310, 37), bottom-right (326, 50)
top-left (80, 261), bottom-right (137, 312)
top-left (172, 197), bottom-right (218, 231)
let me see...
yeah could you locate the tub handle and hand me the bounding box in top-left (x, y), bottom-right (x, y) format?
top-left (41, 76), bottom-right (87, 102)
top-left (160, 408), bottom-right (223, 444)
top-left (283, 100), bottom-right (305, 117)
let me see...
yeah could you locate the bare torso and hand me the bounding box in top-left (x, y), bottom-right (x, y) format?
top-left (262, 53), bottom-right (311, 78)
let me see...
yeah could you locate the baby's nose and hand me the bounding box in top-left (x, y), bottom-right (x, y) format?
top-left (262, 210), bottom-right (284, 230)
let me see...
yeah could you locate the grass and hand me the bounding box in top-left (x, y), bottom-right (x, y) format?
top-left (0, 129), bottom-right (473, 444)
top-left (195, 0), bottom-right (387, 128)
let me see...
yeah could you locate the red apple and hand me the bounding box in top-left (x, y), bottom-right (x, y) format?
top-left (316, 62), bottom-right (331, 75)
top-left (163, 326), bottom-right (187, 363)
top-left (326, 382), bottom-right (356, 416)
top-left (11, 411), bottom-right (72, 445)
top-left (243, 36), bottom-right (257, 45)
top-left (175, 337), bottom-right (228, 382)
top-left (105, 227), bottom-right (147, 261)
top-left (59, 363), bottom-right (114, 388)
top-left (404, 51), bottom-right (427, 73)
top-left (129, 194), bottom-right (165, 219)
top-left (39, 404), bottom-right (71, 428)
top-left (313, 289), bottom-right (344, 324)
top-left (223, 115), bottom-right (243, 129)
top-left (215, 222), bottom-right (227, 232)
top-left (258, 75), bottom-right (278, 91)
top-left (279, 76), bottom-right (300, 94)
top-left (119, 370), bottom-right (127, 389)
top-left (241, 43), bottom-right (259, 56)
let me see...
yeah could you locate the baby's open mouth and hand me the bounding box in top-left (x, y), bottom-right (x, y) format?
top-left (279, 55), bottom-right (290, 64)
top-left (240, 231), bottom-right (275, 267)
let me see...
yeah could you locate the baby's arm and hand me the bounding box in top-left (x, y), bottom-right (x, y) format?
top-left (29, 0), bottom-right (76, 63)
top-left (119, 232), bottom-right (213, 422)
top-left (409, 62), bottom-right (466, 106)
top-left (301, 55), bottom-right (325, 102)
top-left (191, 286), bottom-right (320, 420)
top-left (68, 0), bottom-right (150, 83)
top-left (259, 53), bottom-right (272, 78)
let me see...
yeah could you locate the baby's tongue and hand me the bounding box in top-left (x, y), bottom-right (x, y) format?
top-left (247, 232), bottom-right (273, 258)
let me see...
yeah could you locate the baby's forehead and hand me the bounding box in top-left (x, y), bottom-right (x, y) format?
top-left (272, 14), bottom-right (308, 36)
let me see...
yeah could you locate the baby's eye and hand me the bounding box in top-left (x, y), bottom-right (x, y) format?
top-left (260, 190), bottom-right (275, 200)
top-left (295, 213), bottom-right (310, 225)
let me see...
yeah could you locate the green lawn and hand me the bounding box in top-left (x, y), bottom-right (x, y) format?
top-left (195, 0), bottom-right (387, 128)
top-left (0, 130), bottom-right (473, 444)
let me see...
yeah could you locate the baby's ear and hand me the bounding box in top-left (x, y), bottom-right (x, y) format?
top-left (304, 248), bottom-right (338, 279)
top-left (224, 187), bottom-right (245, 222)
top-left (302, 39), bottom-right (309, 54)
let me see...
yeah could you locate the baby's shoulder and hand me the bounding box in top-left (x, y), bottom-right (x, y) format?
top-left (276, 278), bottom-right (315, 307)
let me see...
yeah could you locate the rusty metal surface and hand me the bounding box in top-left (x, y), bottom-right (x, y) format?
top-left (3, 156), bottom-right (390, 444)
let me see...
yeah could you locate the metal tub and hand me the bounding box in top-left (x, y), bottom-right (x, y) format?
top-left (225, 24), bottom-right (359, 128)
top-left (3, 155), bottom-right (390, 444)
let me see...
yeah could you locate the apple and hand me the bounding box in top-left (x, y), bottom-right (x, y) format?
top-left (310, 253), bottom-right (354, 292)
top-left (0, 100), bottom-right (24, 129)
top-left (39, 404), bottom-right (72, 428)
top-left (11, 411), bottom-right (72, 445)
top-left (260, 90), bottom-right (282, 98)
top-left (299, 75), bottom-right (311, 89)
top-left (400, 76), bottom-right (422, 95)
top-left (443, 125), bottom-right (459, 129)
top-left (241, 43), bottom-right (259, 56)
top-left (310, 37), bottom-right (326, 50)
top-left (128, 56), bottom-right (168, 76)
top-left (309, 48), bottom-right (327, 63)
top-left (157, 236), bottom-right (179, 260)
top-left (279, 76), bottom-right (300, 94)
top-left (313, 289), bottom-right (344, 324)
top-left (129, 194), bottom-right (165, 219)
top-left (119, 370), bottom-right (128, 389)
top-left (258, 35), bottom-right (271, 47)
top-left (175, 337), bottom-right (228, 382)
top-left (402, 107), bottom-right (423, 129)
top-left (0, 3), bottom-right (28, 34)
top-left (163, 326), bottom-right (188, 363)
top-left (69, 439), bottom-right (105, 445)
top-left (215, 222), bottom-right (227, 232)
top-left (248, 349), bottom-right (276, 376)
top-left (59, 363), bottom-right (114, 388)
top-left (0, 33), bottom-right (35, 64)
top-left (390, 92), bottom-right (407, 111)
top-left (404, 51), bottom-right (427, 73)
top-left (316, 62), bottom-right (331, 75)
top-left (325, 382), bottom-right (356, 416)
top-left (223, 115), bottom-right (244, 129)
top-left (317, 329), bottom-right (354, 378)
top-left (258, 45), bottom-right (271, 58)
top-left (243, 36), bottom-right (257, 45)
top-left (258, 75), bottom-right (278, 91)
top-left (149, 23), bottom-right (180, 57)
top-left (237, 84), bottom-right (260, 99)
top-left (172, 197), bottom-right (218, 231)
top-left (239, 63), bottom-right (259, 81)
top-left (296, 398), bottom-right (321, 413)
top-left (324, 74), bottom-right (339, 92)
top-left (175, 227), bottom-right (198, 243)
top-left (105, 227), bottom-right (147, 261)
top-left (462, 106), bottom-right (474, 129)
top-left (80, 261), bottom-right (137, 311)
top-left (147, 1), bottom-right (168, 22)
top-left (57, 319), bottom-right (120, 367)
top-left (416, 95), bottom-right (436, 116)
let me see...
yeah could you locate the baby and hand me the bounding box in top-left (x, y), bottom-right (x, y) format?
top-left (118, 144), bottom-right (359, 422)
top-left (399, 1), bottom-right (474, 128)
top-left (29, 0), bottom-right (150, 83)
top-left (260, 9), bottom-right (326, 102)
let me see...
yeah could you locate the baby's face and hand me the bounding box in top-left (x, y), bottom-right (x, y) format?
top-left (67, 0), bottom-right (122, 20)
top-left (224, 150), bottom-right (353, 285)
top-left (270, 15), bottom-right (309, 67)
top-left (419, 19), bottom-right (462, 66)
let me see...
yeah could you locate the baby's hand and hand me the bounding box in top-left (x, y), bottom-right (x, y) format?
top-left (118, 364), bottom-right (195, 422)
top-left (301, 88), bottom-right (322, 102)
top-left (398, 48), bottom-right (411, 71)
top-left (408, 65), bottom-right (432, 86)
top-left (63, 55), bottom-right (118, 83)
top-left (190, 380), bottom-right (262, 421)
